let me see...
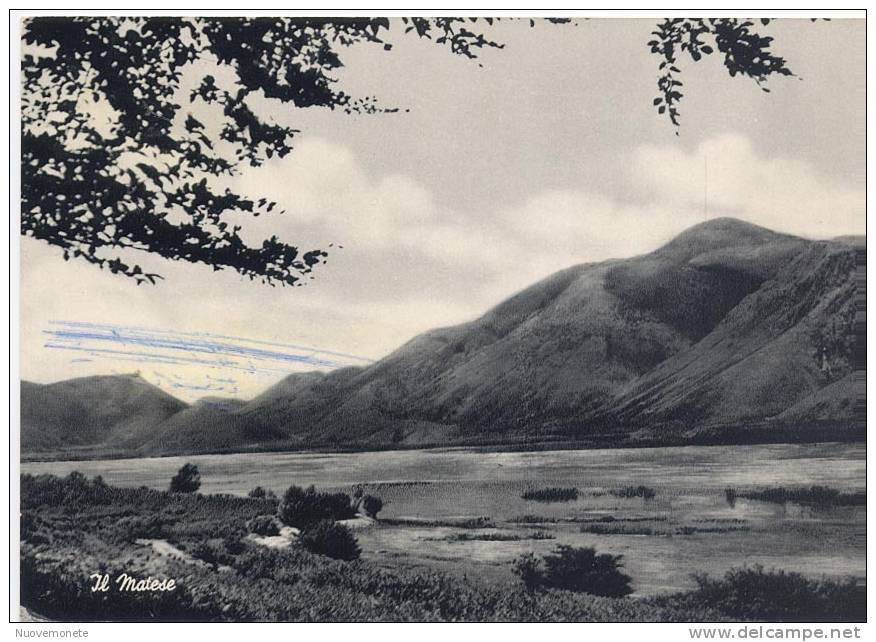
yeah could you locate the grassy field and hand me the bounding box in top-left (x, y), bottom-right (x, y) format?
top-left (19, 472), bottom-right (865, 622)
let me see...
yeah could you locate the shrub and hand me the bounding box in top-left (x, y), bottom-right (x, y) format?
top-left (247, 486), bottom-right (277, 500)
top-left (299, 520), bottom-right (361, 561)
top-left (231, 547), bottom-right (291, 581)
top-left (169, 463), bottom-right (201, 493)
top-left (277, 485), bottom-right (355, 528)
top-left (512, 552), bottom-right (543, 590)
top-left (21, 511), bottom-right (40, 537)
top-left (20, 511), bottom-right (50, 545)
top-left (224, 534), bottom-right (246, 555)
top-left (542, 546), bottom-right (633, 596)
top-left (521, 487), bottom-right (578, 502)
top-left (362, 494), bottom-right (383, 518)
top-left (512, 545), bottom-right (633, 597)
top-left (691, 566), bottom-right (865, 622)
top-left (21, 472), bottom-right (116, 507)
top-left (111, 515), bottom-right (173, 542)
top-left (611, 485), bottom-right (656, 500)
top-left (189, 541), bottom-right (235, 568)
top-left (190, 541), bottom-right (218, 565)
top-left (247, 514), bottom-right (281, 536)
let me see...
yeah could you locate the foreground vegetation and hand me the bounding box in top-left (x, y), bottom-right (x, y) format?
top-left (513, 546), bottom-right (633, 597)
top-left (689, 566), bottom-right (864, 622)
top-left (20, 473), bottom-right (864, 622)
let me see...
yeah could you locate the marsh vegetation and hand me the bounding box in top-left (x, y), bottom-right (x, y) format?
top-left (521, 487), bottom-right (579, 502)
top-left (20, 443), bottom-right (865, 621)
top-left (724, 486), bottom-right (866, 507)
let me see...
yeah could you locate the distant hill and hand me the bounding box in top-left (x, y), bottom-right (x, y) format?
top-left (21, 218), bottom-right (864, 459)
top-left (21, 374), bottom-right (187, 454)
top-left (831, 235), bottom-right (865, 248)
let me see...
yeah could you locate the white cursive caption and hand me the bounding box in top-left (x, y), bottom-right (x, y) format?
top-left (89, 573), bottom-right (177, 592)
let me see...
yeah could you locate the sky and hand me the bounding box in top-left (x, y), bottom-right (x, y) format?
top-left (20, 17), bottom-right (866, 401)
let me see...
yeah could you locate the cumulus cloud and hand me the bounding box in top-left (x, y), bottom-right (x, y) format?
top-left (20, 132), bottom-right (864, 399)
top-left (228, 138), bottom-right (698, 307)
top-left (630, 133), bottom-right (864, 239)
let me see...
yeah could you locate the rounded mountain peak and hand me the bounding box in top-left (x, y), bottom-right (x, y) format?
top-left (655, 217), bottom-right (799, 261)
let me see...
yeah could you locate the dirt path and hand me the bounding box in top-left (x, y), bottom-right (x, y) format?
top-left (245, 525), bottom-right (299, 549)
top-left (134, 538), bottom-right (232, 571)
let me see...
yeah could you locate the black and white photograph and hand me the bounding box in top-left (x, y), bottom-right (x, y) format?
top-left (11, 8), bottom-right (867, 626)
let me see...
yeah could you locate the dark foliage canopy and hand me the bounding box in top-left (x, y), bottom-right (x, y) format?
top-left (361, 494), bottom-right (383, 518)
top-left (22, 17), bottom-right (800, 285)
top-left (246, 514), bottom-right (281, 536)
top-left (277, 483), bottom-right (356, 527)
top-left (299, 519), bottom-right (362, 561)
top-left (169, 463), bottom-right (201, 493)
top-left (648, 18), bottom-right (797, 128)
top-left (512, 545), bottom-right (633, 597)
top-left (692, 565), bottom-right (864, 622)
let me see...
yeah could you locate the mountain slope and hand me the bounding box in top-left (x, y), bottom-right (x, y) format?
top-left (21, 218), bottom-right (862, 458)
top-left (610, 240), bottom-right (857, 430)
top-left (21, 373), bottom-right (187, 453)
top-left (134, 218), bottom-right (859, 456)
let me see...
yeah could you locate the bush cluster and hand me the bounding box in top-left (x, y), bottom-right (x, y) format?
top-left (169, 464), bottom-right (201, 494)
top-left (690, 566), bottom-right (865, 622)
top-left (277, 485), bottom-right (357, 528)
top-left (247, 486), bottom-right (277, 500)
top-left (188, 540), bottom-right (243, 568)
top-left (223, 535), bottom-right (246, 555)
top-left (246, 515), bottom-right (281, 536)
top-left (512, 545), bottom-right (633, 597)
top-left (361, 494), bottom-right (383, 518)
top-left (21, 472), bottom-right (116, 507)
top-left (299, 520), bottom-right (361, 561)
top-left (21, 472), bottom-right (279, 547)
top-left (111, 515), bottom-right (174, 543)
top-left (20, 510), bottom-right (51, 545)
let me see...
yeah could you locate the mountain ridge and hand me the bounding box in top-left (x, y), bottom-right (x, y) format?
top-left (21, 218), bottom-right (863, 459)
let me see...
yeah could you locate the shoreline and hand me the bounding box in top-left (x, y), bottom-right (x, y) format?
top-left (20, 436), bottom-right (866, 468)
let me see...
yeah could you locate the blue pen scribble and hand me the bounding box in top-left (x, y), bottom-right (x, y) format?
top-left (42, 321), bottom-right (374, 387)
top-left (49, 320), bottom-right (371, 363)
